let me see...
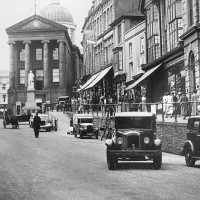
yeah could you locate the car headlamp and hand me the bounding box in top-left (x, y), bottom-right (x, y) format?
top-left (117, 137), bottom-right (123, 145)
top-left (144, 137), bottom-right (150, 144)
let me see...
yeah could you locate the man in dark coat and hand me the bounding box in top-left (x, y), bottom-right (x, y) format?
top-left (33, 112), bottom-right (41, 138)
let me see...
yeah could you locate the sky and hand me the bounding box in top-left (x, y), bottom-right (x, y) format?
top-left (0, 0), bottom-right (92, 71)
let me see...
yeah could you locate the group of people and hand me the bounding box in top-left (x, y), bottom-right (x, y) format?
top-left (163, 90), bottom-right (200, 119)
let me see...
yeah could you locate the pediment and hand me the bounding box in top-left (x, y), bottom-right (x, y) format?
top-left (6, 15), bottom-right (68, 33)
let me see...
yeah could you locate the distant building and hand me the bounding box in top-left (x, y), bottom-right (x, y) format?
top-left (0, 71), bottom-right (9, 110)
top-left (6, 0), bottom-right (82, 113)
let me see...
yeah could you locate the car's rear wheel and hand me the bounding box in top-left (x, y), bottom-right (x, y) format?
top-left (185, 146), bottom-right (196, 167)
top-left (153, 153), bottom-right (162, 170)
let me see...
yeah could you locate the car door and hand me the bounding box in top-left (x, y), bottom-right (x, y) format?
top-left (192, 120), bottom-right (200, 156)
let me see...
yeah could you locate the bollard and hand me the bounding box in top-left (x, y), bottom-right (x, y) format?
top-left (54, 118), bottom-right (58, 131)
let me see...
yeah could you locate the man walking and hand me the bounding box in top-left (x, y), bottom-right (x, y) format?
top-left (33, 112), bottom-right (41, 138)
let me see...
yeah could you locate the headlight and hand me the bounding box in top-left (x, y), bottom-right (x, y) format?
top-left (144, 137), bottom-right (150, 144)
top-left (117, 137), bottom-right (123, 145)
top-left (154, 138), bottom-right (161, 146)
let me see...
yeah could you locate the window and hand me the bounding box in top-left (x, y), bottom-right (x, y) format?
top-left (167, 0), bottom-right (183, 50)
top-left (36, 48), bottom-right (42, 61)
top-left (188, 0), bottom-right (194, 26)
top-left (129, 43), bottom-right (132, 58)
top-left (2, 95), bottom-right (6, 103)
top-left (2, 84), bottom-right (6, 91)
top-left (118, 24), bottom-right (122, 44)
top-left (146, 4), bottom-right (160, 62)
top-left (53, 48), bottom-right (58, 60)
top-left (53, 69), bottom-right (59, 83)
top-left (129, 62), bottom-right (133, 77)
top-left (35, 70), bottom-right (43, 90)
top-left (140, 37), bottom-right (145, 53)
top-left (114, 52), bottom-right (118, 72)
top-left (119, 51), bottom-right (123, 70)
top-left (19, 70), bottom-right (25, 84)
top-left (20, 49), bottom-right (25, 61)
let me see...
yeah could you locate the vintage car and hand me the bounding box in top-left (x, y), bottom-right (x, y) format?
top-left (29, 113), bottom-right (52, 132)
top-left (105, 112), bottom-right (162, 170)
top-left (182, 116), bottom-right (200, 167)
top-left (73, 114), bottom-right (98, 139)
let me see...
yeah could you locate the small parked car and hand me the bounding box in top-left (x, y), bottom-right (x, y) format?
top-left (182, 116), bottom-right (200, 167)
top-left (73, 113), bottom-right (98, 139)
top-left (105, 112), bottom-right (162, 170)
top-left (29, 113), bottom-right (52, 132)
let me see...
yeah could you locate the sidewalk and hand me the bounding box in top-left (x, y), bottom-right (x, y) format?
top-left (48, 111), bottom-right (71, 137)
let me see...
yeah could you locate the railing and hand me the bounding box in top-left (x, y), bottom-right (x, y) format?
top-left (62, 101), bottom-right (200, 123)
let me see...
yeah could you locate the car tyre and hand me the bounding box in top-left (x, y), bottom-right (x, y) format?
top-left (95, 130), bottom-right (98, 139)
top-left (153, 153), bottom-right (162, 170)
top-left (185, 146), bottom-right (196, 167)
top-left (106, 147), bottom-right (117, 170)
top-left (80, 131), bottom-right (83, 139)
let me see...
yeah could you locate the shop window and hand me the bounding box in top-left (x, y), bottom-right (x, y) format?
top-left (53, 69), bottom-right (59, 83)
top-left (19, 70), bottom-right (25, 85)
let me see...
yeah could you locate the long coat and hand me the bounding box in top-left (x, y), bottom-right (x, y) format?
top-left (179, 95), bottom-right (188, 116)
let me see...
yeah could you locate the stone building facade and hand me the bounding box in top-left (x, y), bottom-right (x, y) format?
top-left (0, 71), bottom-right (9, 106)
top-left (6, 0), bottom-right (81, 112)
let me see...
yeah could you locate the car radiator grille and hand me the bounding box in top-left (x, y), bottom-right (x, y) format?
top-left (127, 135), bottom-right (140, 149)
top-left (87, 126), bottom-right (93, 133)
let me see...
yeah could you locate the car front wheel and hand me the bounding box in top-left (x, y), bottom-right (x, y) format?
top-left (153, 153), bottom-right (162, 170)
top-left (185, 146), bottom-right (196, 167)
top-left (106, 147), bottom-right (118, 170)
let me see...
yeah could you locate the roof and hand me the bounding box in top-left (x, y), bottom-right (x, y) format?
top-left (40, 1), bottom-right (74, 23)
top-left (115, 112), bottom-right (156, 117)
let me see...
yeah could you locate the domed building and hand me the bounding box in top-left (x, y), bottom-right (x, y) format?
top-left (6, 0), bottom-right (81, 114)
top-left (40, 0), bottom-right (76, 44)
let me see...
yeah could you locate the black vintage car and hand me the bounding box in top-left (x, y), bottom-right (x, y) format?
top-left (105, 112), bottom-right (162, 170)
top-left (182, 116), bottom-right (200, 167)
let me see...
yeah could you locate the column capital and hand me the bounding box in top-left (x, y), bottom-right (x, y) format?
top-left (7, 41), bottom-right (16, 45)
top-left (41, 39), bottom-right (50, 44)
top-left (23, 40), bottom-right (31, 44)
top-left (57, 39), bottom-right (65, 43)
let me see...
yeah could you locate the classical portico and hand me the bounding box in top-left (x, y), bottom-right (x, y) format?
top-left (6, 14), bottom-right (75, 111)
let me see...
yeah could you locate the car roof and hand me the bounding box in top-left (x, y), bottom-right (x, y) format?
top-left (115, 112), bottom-right (156, 117)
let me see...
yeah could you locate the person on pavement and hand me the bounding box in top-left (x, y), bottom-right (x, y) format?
top-left (33, 112), bottom-right (41, 138)
top-left (179, 92), bottom-right (189, 119)
top-left (191, 90), bottom-right (199, 115)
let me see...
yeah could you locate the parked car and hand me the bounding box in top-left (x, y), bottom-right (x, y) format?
top-left (182, 116), bottom-right (200, 167)
top-left (105, 112), bottom-right (162, 170)
top-left (16, 113), bottom-right (30, 122)
top-left (29, 113), bottom-right (52, 132)
top-left (73, 113), bottom-right (98, 139)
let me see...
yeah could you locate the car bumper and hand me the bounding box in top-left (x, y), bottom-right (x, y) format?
top-left (107, 149), bottom-right (161, 157)
top-left (40, 123), bottom-right (52, 131)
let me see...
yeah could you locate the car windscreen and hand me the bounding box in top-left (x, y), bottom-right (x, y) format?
top-left (116, 117), bottom-right (152, 129)
top-left (79, 118), bottom-right (93, 123)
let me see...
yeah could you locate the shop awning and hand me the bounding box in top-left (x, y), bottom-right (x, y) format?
top-left (125, 63), bottom-right (162, 90)
top-left (77, 72), bottom-right (100, 92)
top-left (84, 66), bottom-right (112, 90)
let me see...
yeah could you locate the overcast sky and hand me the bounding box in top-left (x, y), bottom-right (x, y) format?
top-left (0, 0), bottom-right (92, 71)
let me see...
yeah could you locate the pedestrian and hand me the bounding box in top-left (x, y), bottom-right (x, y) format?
top-left (179, 92), bottom-right (189, 119)
top-left (33, 112), bottom-right (41, 138)
top-left (163, 92), bottom-right (168, 117)
top-left (172, 91), bottom-right (178, 117)
top-left (166, 92), bottom-right (173, 118)
top-left (191, 90), bottom-right (199, 115)
top-left (141, 94), bottom-right (147, 112)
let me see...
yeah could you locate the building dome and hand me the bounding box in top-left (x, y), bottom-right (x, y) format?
top-left (40, 0), bottom-right (74, 23)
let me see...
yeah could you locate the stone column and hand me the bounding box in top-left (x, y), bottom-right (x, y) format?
top-left (23, 40), bottom-right (31, 88)
top-left (8, 41), bottom-right (15, 89)
top-left (42, 40), bottom-right (50, 89)
top-left (58, 40), bottom-right (65, 88)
